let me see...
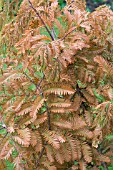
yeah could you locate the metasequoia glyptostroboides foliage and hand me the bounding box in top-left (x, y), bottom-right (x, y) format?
top-left (0, 0), bottom-right (113, 169)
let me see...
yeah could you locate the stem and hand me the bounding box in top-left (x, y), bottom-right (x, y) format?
top-left (9, 134), bottom-right (25, 169)
top-left (44, 101), bottom-right (51, 130)
top-left (36, 147), bottom-right (45, 167)
top-left (36, 142), bottom-right (47, 168)
top-left (23, 71), bottom-right (37, 86)
top-left (28, 0), bottom-right (55, 41)
top-left (0, 132), bottom-right (8, 144)
top-left (24, 72), bottom-right (51, 130)
top-left (61, 27), bottom-right (76, 41)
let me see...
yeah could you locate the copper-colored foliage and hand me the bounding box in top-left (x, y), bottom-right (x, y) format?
top-left (0, 0), bottom-right (113, 169)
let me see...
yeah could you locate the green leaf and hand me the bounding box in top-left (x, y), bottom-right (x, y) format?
top-left (24, 69), bottom-right (29, 74)
top-left (0, 105), bottom-right (2, 111)
top-left (17, 63), bottom-right (23, 70)
top-left (109, 168), bottom-right (113, 170)
top-left (3, 44), bottom-right (7, 53)
top-left (34, 71), bottom-right (44, 79)
top-left (98, 166), bottom-right (104, 170)
top-left (106, 134), bottom-right (113, 140)
top-left (74, 161), bottom-right (78, 165)
top-left (93, 88), bottom-right (105, 102)
top-left (5, 160), bottom-right (14, 170)
top-left (11, 96), bottom-right (16, 103)
top-left (12, 149), bottom-right (18, 158)
top-left (28, 84), bottom-right (36, 91)
top-left (0, 129), bottom-right (7, 135)
top-left (108, 164), bottom-right (113, 170)
top-left (77, 80), bottom-right (86, 88)
top-left (30, 95), bottom-right (37, 102)
top-left (93, 113), bottom-right (97, 118)
top-left (3, 63), bottom-right (7, 70)
top-left (40, 106), bottom-right (46, 114)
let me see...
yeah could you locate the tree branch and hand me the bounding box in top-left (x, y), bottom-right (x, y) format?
top-left (28, 0), bottom-right (55, 41)
top-left (35, 142), bottom-right (47, 168)
top-left (24, 71), bottom-right (51, 130)
top-left (61, 26), bottom-right (76, 41)
top-left (0, 117), bottom-right (25, 168)
top-left (44, 101), bottom-right (51, 130)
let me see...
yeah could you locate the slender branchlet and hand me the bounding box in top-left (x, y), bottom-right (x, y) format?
top-left (28, 0), bottom-right (55, 41)
top-left (23, 71), bottom-right (51, 130)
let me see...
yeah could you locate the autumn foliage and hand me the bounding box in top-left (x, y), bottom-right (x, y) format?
top-left (0, 0), bottom-right (113, 169)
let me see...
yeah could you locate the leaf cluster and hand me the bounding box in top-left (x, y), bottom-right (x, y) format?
top-left (0, 0), bottom-right (113, 169)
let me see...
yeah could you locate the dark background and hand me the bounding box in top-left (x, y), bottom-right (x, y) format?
top-left (58, 0), bottom-right (113, 11)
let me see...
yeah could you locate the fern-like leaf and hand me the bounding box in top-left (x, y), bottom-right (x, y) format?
top-left (42, 130), bottom-right (65, 149)
top-left (67, 135), bottom-right (80, 160)
top-left (41, 159), bottom-right (57, 170)
top-left (94, 55), bottom-right (113, 74)
top-left (44, 86), bottom-right (75, 95)
top-left (95, 154), bottom-right (111, 163)
top-left (30, 96), bottom-right (46, 119)
top-left (14, 128), bottom-right (31, 147)
top-left (16, 106), bottom-right (31, 116)
top-left (49, 102), bottom-right (71, 108)
top-left (0, 140), bottom-right (10, 159)
top-left (82, 142), bottom-right (92, 163)
top-left (52, 119), bottom-right (72, 129)
top-left (75, 128), bottom-right (93, 139)
top-left (45, 145), bottom-right (54, 163)
top-left (14, 156), bottom-right (24, 170)
top-left (60, 143), bottom-right (71, 162)
top-left (4, 146), bottom-right (15, 159)
top-left (53, 148), bottom-right (65, 164)
top-left (79, 160), bottom-right (87, 170)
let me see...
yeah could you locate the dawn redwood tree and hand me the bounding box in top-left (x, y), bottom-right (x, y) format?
top-left (0, 0), bottom-right (113, 169)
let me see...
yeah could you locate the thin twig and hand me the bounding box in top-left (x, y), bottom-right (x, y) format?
top-left (23, 72), bottom-right (51, 130)
top-left (23, 71), bottom-right (51, 165)
top-left (0, 118), bottom-right (25, 169)
top-left (0, 132), bottom-right (8, 144)
top-left (44, 101), bottom-right (51, 130)
top-left (37, 75), bottom-right (44, 88)
top-left (51, 28), bottom-right (57, 40)
top-left (36, 147), bottom-right (45, 167)
top-left (0, 94), bottom-right (29, 98)
top-left (23, 71), bottom-right (37, 86)
top-left (23, 71), bottom-right (43, 95)
top-left (36, 141), bottom-right (47, 168)
top-left (61, 27), bottom-right (76, 41)
top-left (9, 134), bottom-right (25, 169)
top-left (28, 0), bottom-right (55, 41)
